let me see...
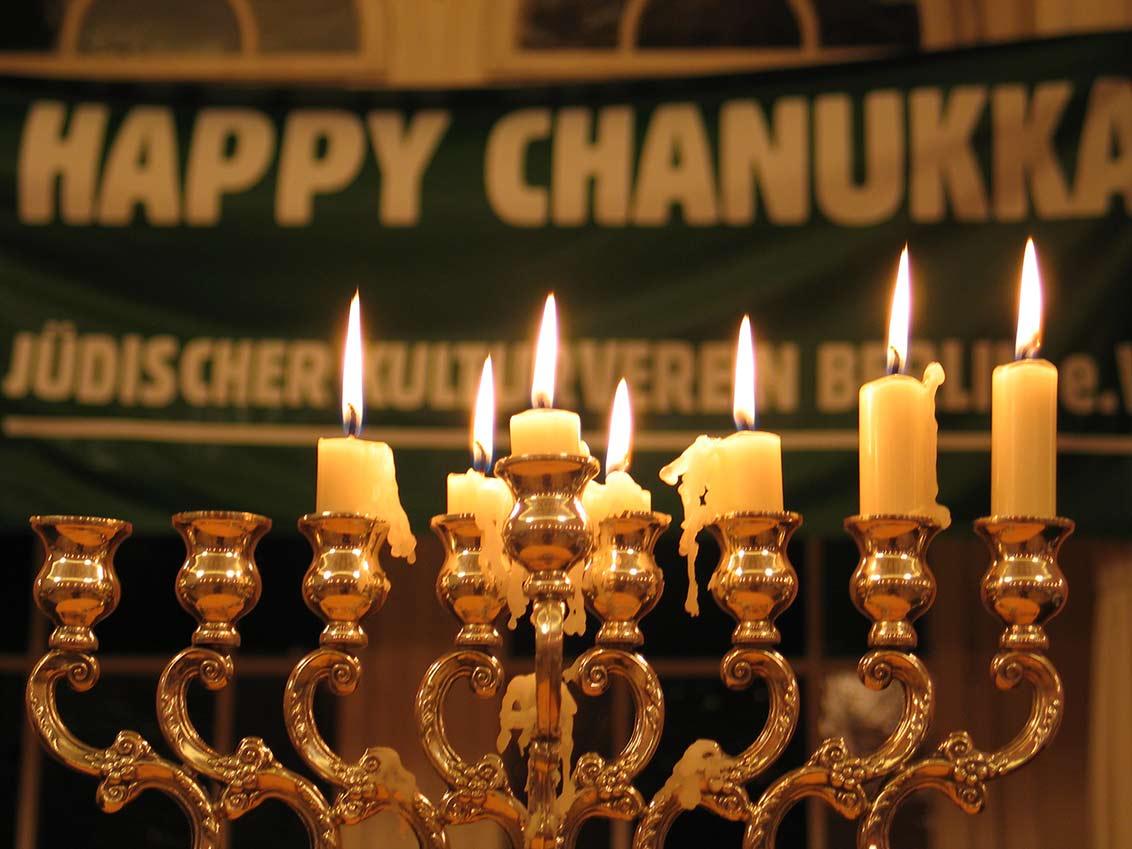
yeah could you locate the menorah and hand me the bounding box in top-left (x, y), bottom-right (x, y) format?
top-left (26, 449), bottom-right (1071, 849)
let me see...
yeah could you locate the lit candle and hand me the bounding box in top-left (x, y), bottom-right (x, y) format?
top-left (316, 291), bottom-right (416, 561)
top-left (446, 356), bottom-right (514, 519)
top-left (445, 356), bottom-right (522, 623)
top-left (581, 379), bottom-right (652, 525)
top-left (508, 294), bottom-right (582, 456)
top-left (714, 316), bottom-right (783, 514)
top-left (991, 239), bottom-right (1057, 517)
top-left (858, 248), bottom-right (950, 526)
top-left (660, 315), bottom-right (784, 615)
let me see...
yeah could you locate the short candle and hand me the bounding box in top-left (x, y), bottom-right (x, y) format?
top-left (509, 294), bottom-right (581, 456)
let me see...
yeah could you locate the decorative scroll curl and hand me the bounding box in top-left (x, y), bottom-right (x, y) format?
top-left (26, 650), bottom-right (221, 849)
top-left (285, 648), bottom-right (447, 846)
top-left (744, 650), bottom-right (933, 849)
top-left (858, 651), bottom-right (1062, 849)
top-left (559, 647), bottom-right (664, 845)
top-left (633, 648), bottom-right (799, 849)
top-left (415, 649), bottom-right (526, 848)
top-left (157, 647), bottom-right (340, 849)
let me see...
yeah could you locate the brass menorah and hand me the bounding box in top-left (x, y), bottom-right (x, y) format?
top-left (25, 453), bottom-right (1071, 848)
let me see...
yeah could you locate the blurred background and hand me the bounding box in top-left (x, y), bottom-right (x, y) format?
top-left (0, 2), bottom-right (1130, 849)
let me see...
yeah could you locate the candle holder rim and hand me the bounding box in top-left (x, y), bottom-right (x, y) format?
top-left (298, 510), bottom-right (389, 533)
top-left (429, 512), bottom-right (477, 529)
top-left (30, 514), bottom-right (132, 533)
top-left (974, 515), bottom-right (1075, 532)
top-left (596, 509), bottom-right (673, 530)
top-left (173, 509), bottom-right (271, 532)
top-left (493, 452), bottom-right (600, 477)
top-left (712, 509), bottom-right (802, 530)
top-left (844, 513), bottom-right (943, 532)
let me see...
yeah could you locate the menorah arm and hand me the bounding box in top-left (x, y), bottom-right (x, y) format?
top-left (27, 649), bottom-right (222, 849)
top-left (632, 648), bottom-right (799, 849)
top-left (416, 649), bottom-right (526, 847)
top-left (744, 649), bottom-right (933, 849)
top-left (285, 648), bottom-right (448, 846)
top-left (157, 646), bottom-right (341, 848)
top-left (858, 650), bottom-right (1062, 849)
top-left (559, 647), bottom-right (664, 844)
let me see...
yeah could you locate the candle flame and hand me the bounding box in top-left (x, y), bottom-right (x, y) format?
top-left (1015, 238), bottom-right (1043, 360)
top-left (341, 290), bottom-right (364, 436)
top-left (531, 293), bottom-right (558, 408)
top-left (606, 378), bottom-right (632, 476)
top-left (886, 246), bottom-right (911, 375)
top-left (733, 315), bottom-right (756, 431)
top-left (472, 355), bottom-right (494, 472)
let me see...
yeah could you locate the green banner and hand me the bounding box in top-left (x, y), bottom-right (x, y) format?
top-left (1, 33), bottom-right (1129, 536)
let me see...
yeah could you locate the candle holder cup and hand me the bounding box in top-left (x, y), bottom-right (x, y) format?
top-left (974, 515), bottom-right (1073, 651)
top-left (431, 513), bottom-right (507, 650)
top-left (845, 515), bottom-right (941, 649)
top-left (583, 511), bottom-right (671, 648)
top-left (298, 512), bottom-right (390, 651)
top-left (707, 511), bottom-right (802, 647)
top-left (31, 515), bottom-right (131, 652)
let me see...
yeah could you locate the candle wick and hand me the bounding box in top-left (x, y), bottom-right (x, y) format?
top-left (886, 346), bottom-right (904, 376)
top-left (345, 404), bottom-right (360, 437)
top-left (473, 440), bottom-right (490, 474)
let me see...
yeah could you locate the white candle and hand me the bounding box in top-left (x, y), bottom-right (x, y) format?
top-left (858, 248), bottom-right (950, 527)
top-left (581, 379), bottom-right (652, 524)
top-left (509, 294), bottom-right (582, 456)
top-left (991, 239), bottom-right (1057, 517)
top-left (316, 292), bottom-right (416, 561)
top-left (660, 316), bottom-right (784, 615)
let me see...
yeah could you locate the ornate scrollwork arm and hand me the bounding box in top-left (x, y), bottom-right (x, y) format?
top-left (559, 647), bottom-right (664, 845)
top-left (858, 651), bottom-right (1062, 849)
top-left (158, 646), bottom-right (340, 848)
top-left (285, 647), bottom-right (447, 846)
top-left (744, 650), bottom-right (932, 848)
top-left (416, 649), bottom-right (526, 847)
top-left (28, 650), bottom-right (221, 849)
top-left (633, 648), bottom-right (799, 849)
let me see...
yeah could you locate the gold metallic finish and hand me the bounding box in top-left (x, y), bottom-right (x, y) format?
top-left (418, 512), bottom-right (526, 846)
top-left (25, 493), bottom-right (1071, 849)
top-left (561, 511), bottom-right (669, 846)
top-left (26, 516), bottom-right (220, 849)
top-left (160, 512), bottom-right (341, 849)
top-left (298, 512), bottom-right (390, 650)
top-left (707, 512), bottom-right (802, 647)
top-left (582, 511), bottom-right (670, 648)
top-left (173, 510), bottom-right (269, 649)
top-left (634, 512), bottom-right (803, 849)
top-left (432, 513), bottom-right (507, 649)
top-left (31, 515), bottom-right (130, 652)
top-left (845, 515), bottom-right (942, 649)
top-left (858, 516), bottom-right (1071, 849)
top-left (496, 453), bottom-right (599, 849)
top-left (288, 512), bottom-right (446, 845)
top-left (975, 516), bottom-right (1073, 650)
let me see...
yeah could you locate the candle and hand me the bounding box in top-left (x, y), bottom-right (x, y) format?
top-left (581, 379), bottom-right (652, 524)
top-left (660, 315), bottom-right (784, 615)
top-left (316, 291), bottom-right (416, 561)
top-left (858, 248), bottom-right (950, 527)
top-left (509, 294), bottom-right (582, 456)
top-left (445, 356), bottom-right (525, 625)
top-left (991, 239), bottom-right (1057, 517)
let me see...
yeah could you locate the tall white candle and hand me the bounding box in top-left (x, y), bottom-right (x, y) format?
top-left (509, 294), bottom-right (582, 456)
top-left (858, 248), bottom-right (950, 527)
top-left (991, 239), bottom-right (1057, 517)
top-left (316, 292), bottom-right (416, 561)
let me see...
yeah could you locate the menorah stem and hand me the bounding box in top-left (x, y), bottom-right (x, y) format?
top-left (528, 584), bottom-right (568, 846)
top-left (496, 453), bottom-right (599, 849)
